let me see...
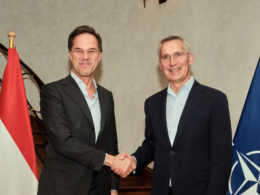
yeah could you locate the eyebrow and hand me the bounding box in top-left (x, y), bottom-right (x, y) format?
top-left (73, 47), bottom-right (98, 51)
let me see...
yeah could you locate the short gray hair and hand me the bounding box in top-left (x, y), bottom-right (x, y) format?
top-left (158, 35), bottom-right (191, 58)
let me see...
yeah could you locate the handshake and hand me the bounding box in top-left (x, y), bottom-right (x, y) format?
top-left (105, 153), bottom-right (136, 178)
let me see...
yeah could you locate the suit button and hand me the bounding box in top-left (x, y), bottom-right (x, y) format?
top-left (170, 151), bottom-right (175, 156)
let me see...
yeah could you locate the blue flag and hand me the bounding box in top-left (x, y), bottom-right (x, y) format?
top-left (228, 58), bottom-right (260, 194)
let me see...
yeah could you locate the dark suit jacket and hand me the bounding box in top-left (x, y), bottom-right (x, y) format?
top-left (37, 75), bottom-right (119, 195)
top-left (133, 81), bottom-right (232, 195)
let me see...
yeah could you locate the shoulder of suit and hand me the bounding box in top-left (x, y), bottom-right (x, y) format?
top-left (144, 81), bottom-right (227, 103)
top-left (97, 84), bottom-right (111, 93)
top-left (195, 81), bottom-right (227, 98)
top-left (40, 76), bottom-right (77, 97)
top-left (145, 88), bottom-right (167, 104)
top-left (96, 84), bottom-right (113, 98)
top-left (41, 76), bottom-right (69, 89)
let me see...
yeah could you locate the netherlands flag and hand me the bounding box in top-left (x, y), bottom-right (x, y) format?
top-left (0, 48), bottom-right (38, 194)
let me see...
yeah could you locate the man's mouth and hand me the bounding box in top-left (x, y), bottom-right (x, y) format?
top-left (80, 61), bottom-right (92, 66)
top-left (169, 68), bottom-right (180, 72)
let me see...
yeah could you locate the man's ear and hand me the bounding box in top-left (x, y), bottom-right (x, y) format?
top-left (68, 51), bottom-right (72, 61)
top-left (97, 52), bottom-right (102, 63)
top-left (188, 53), bottom-right (194, 65)
top-left (159, 60), bottom-right (163, 71)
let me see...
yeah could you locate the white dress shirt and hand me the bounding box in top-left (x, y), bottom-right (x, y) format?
top-left (71, 71), bottom-right (101, 142)
top-left (166, 76), bottom-right (194, 186)
top-left (166, 76), bottom-right (194, 145)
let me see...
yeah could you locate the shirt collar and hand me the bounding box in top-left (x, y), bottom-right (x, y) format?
top-left (70, 71), bottom-right (98, 98)
top-left (70, 71), bottom-right (97, 89)
top-left (167, 76), bottom-right (194, 97)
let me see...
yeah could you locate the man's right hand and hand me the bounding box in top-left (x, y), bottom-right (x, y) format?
top-left (104, 153), bottom-right (136, 178)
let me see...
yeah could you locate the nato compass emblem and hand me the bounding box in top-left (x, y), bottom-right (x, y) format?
top-left (228, 150), bottom-right (260, 194)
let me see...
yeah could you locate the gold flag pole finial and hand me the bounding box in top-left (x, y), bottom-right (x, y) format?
top-left (8, 32), bottom-right (16, 48)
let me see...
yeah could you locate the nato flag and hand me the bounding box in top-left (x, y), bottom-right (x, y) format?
top-left (228, 58), bottom-right (260, 194)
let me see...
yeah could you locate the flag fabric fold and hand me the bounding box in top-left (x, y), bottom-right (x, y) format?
top-left (0, 48), bottom-right (38, 194)
top-left (228, 58), bottom-right (260, 195)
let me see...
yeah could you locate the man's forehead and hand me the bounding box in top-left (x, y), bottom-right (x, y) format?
top-left (72, 34), bottom-right (99, 49)
top-left (161, 40), bottom-right (185, 52)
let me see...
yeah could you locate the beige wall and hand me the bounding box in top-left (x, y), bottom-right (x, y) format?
top-left (1, 0), bottom-right (260, 155)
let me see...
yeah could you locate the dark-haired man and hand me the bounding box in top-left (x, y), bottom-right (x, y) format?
top-left (37, 25), bottom-right (134, 195)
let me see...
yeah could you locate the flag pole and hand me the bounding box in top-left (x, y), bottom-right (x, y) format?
top-left (8, 32), bottom-right (16, 48)
top-left (0, 31), bottom-right (39, 194)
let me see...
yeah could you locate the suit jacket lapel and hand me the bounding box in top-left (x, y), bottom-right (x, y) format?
top-left (172, 81), bottom-right (203, 148)
top-left (158, 89), bottom-right (172, 148)
top-left (96, 85), bottom-right (106, 140)
top-left (63, 76), bottom-right (94, 126)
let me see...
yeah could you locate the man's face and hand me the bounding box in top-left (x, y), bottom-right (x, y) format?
top-left (159, 39), bottom-right (193, 87)
top-left (69, 33), bottom-right (102, 80)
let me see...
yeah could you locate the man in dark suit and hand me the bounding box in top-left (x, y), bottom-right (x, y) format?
top-left (37, 25), bottom-right (134, 195)
top-left (131, 36), bottom-right (232, 195)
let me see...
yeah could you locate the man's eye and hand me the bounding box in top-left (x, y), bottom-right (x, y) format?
top-left (176, 52), bottom-right (182, 56)
top-left (75, 49), bottom-right (83, 54)
top-left (162, 55), bottom-right (170, 60)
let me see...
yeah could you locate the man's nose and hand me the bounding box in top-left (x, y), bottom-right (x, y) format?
top-left (170, 56), bottom-right (177, 66)
top-left (82, 51), bottom-right (90, 58)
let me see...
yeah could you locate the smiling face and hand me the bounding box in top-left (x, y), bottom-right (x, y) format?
top-left (159, 39), bottom-right (193, 91)
top-left (68, 33), bottom-right (102, 81)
